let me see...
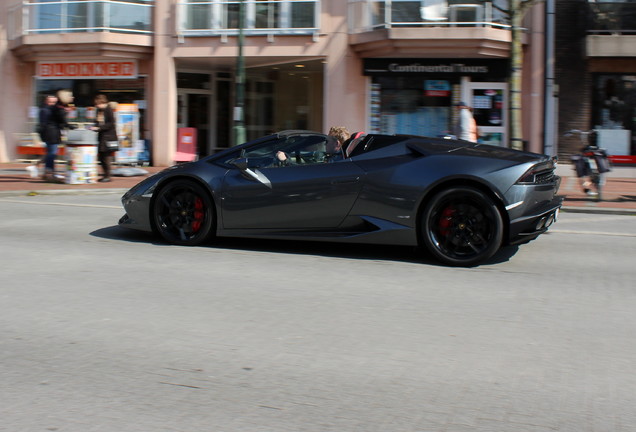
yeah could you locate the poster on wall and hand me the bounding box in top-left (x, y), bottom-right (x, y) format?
top-left (472, 89), bottom-right (504, 126)
top-left (115, 104), bottom-right (140, 164)
top-left (370, 83), bottom-right (382, 133)
top-left (424, 80), bottom-right (450, 97)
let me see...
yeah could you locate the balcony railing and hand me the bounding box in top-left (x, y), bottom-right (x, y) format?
top-left (587, 1), bottom-right (636, 34)
top-left (348, 0), bottom-right (510, 33)
top-left (8, 0), bottom-right (153, 40)
top-left (176, 0), bottom-right (320, 37)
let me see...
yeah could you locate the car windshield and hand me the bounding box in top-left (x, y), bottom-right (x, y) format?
top-left (218, 134), bottom-right (340, 168)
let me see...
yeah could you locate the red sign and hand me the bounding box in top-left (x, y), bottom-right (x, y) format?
top-left (425, 90), bottom-right (450, 97)
top-left (609, 155), bottom-right (636, 164)
top-left (37, 61), bottom-right (138, 79)
top-left (175, 128), bottom-right (197, 162)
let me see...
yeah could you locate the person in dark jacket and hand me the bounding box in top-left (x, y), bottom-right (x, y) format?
top-left (91, 94), bottom-right (118, 182)
top-left (38, 94), bottom-right (66, 181)
top-left (39, 89), bottom-right (76, 181)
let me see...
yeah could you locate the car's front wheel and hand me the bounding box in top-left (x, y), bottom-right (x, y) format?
top-left (152, 179), bottom-right (215, 246)
top-left (421, 186), bottom-right (503, 266)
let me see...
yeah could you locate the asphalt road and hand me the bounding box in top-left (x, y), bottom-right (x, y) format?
top-left (1, 193), bottom-right (635, 432)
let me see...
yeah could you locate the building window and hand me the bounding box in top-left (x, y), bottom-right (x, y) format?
top-left (587, 0), bottom-right (636, 35)
top-left (23, 0), bottom-right (153, 35)
top-left (178, 0), bottom-right (319, 36)
top-left (348, 0), bottom-right (510, 33)
top-left (592, 74), bottom-right (636, 157)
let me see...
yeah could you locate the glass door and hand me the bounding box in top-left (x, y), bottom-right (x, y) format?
top-left (468, 82), bottom-right (507, 147)
top-left (177, 90), bottom-right (211, 157)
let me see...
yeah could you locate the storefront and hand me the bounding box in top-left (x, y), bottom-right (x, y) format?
top-left (364, 58), bottom-right (510, 146)
top-left (33, 59), bottom-right (148, 163)
top-left (592, 73), bottom-right (636, 162)
top-left (175, 60), bottom-right (324, 156)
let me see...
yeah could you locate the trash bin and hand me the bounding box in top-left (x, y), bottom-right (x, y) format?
top-left (65, 129), bottom-right (98, 184)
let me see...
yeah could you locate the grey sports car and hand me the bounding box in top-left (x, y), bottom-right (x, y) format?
top-left (119, 130), bottom-right (562, 266)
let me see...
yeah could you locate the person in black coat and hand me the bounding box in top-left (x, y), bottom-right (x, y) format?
top-left (38, 94), bottom-right (66, 180)
top-left (91, 94), bottom-right (118, 182)
top-left (38, 90), bottom-right (76, 181)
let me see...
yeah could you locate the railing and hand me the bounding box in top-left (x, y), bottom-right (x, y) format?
top-left (587, 1), bottom-right (636, 35)
top-left (8, 0), bottom-right (153, 40)
top-left (348, 0), bottom-right (511, 33)
top-left (177, 0), bottom-right (320, 36)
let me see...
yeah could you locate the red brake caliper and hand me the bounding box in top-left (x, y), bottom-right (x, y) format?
top-left (439, 207), bottom-right (455, 237)
top-left (192, 197), bottom-right (204, 232)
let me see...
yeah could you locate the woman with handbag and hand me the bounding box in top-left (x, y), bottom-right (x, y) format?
top-left (92, 94), bottom-right (118, 182)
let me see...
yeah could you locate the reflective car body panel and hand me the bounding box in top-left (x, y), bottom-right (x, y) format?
top-left (220, 161), bottom-right (365, 229)
top-left (120, 131), bottom-right (562, 262)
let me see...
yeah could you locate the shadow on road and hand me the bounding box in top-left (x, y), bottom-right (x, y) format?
top-left (91, 225), bottom-right (520, 267)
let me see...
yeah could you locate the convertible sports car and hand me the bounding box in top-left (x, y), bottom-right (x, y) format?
top-left (119, 130), bottom-right (562, 266)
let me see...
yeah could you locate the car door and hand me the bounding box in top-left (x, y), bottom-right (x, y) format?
top-left (220, 134), bottom-right (365, 229)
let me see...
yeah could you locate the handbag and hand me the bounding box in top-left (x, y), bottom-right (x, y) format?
top-left (105, 140), bottom-right (119, 152)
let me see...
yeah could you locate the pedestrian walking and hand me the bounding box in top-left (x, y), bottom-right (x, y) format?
top-left (454, 101), bottom-right (478, 143)
top-left (91, 94), bottom-right (119, 182)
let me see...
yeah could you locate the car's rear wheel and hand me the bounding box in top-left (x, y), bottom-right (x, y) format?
top-left (152, 179), bottom-right (214, 246)
top-left (421, 186), bottom-right (503, 266)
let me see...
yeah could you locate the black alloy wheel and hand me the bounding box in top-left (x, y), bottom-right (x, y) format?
top-left (152, 179), bottom-right (214, 246)
top-left (421, 187), bottom-right (503, 266)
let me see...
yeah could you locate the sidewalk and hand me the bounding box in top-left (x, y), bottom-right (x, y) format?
top-left (0, 162), bottom-right (166, 196)
top-left (555, 164), bottom-right (636, 215)
top-left (1, 161), bottom-right (636, 215)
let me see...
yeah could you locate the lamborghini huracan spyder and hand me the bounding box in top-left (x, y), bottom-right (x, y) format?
top-left (119, 130), bottom-right (562, 266)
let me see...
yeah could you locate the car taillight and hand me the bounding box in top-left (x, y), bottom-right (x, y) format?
top-left (517, 160), bottom-right (556, 184)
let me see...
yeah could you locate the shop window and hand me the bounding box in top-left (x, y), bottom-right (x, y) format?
top-left (371, 77), bottom-right (453, 137)
top-left (592, 74), bottom-right (636, 156)
top-left (472, 89), bottom-right (504, 128)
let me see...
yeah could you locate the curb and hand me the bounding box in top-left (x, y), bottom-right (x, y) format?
top-left (559, 206), bottom-right (636, 216)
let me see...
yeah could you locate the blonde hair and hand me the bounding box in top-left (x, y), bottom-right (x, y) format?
top-left (56, 89), bottom-right (74, 105)
top-left (328, 126), bottom-right (350, 145)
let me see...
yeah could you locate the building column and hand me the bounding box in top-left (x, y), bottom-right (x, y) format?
top-left (523, 3), bottom-right (547, 154)
top-left (322, 1), bottom-right (367, 134)
top-left (151, 0), bottom-right (177, 166)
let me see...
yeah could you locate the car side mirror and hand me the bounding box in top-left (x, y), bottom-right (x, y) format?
top-left (231, 157), bottom-right (249, 171)
top-left (230, 157), bottom-right (272, 188)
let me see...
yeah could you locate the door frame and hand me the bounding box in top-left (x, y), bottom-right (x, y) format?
top-left (177, 87), bottom-right (213, 155)
top-left (464, 81), bottom-right (508, 147)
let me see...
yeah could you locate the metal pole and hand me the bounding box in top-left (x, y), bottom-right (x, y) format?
top-left (233, 0), bottom-right (246, 146)
top-left (543, 0), bottom-right (557, 157)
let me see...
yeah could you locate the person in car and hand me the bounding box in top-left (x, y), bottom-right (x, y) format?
top-left (327, 126), bottom-right (351, 153)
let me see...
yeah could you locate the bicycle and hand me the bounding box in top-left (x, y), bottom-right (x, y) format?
top-left (565, 129), bottom-right (612, 201)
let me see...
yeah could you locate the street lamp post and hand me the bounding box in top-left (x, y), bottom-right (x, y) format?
top-left (233, 0), bottom-right (246, 146)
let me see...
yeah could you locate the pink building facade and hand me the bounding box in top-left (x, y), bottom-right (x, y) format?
top-left (1, 0), bottom-right (548, 166)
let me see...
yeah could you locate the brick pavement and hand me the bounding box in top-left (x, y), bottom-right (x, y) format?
top-left (0, 162), bottom-right (165, 194)
top-left (558, 175), bottom-right (636, 213)
top-left (1, 161), bottom-right (635, 214)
